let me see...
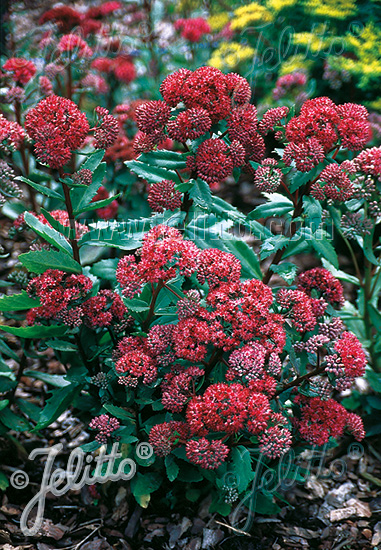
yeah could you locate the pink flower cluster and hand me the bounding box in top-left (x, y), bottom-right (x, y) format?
top-left (133, 67), bottom-right (264, 187)
top-left (89, 414), bottom-right (120, 444)
top-left (293, 395), bottom-right (365, 446)
top-left (284, 97), bottom-right (370, 171)
top-left (174, 17), bottom-right (211, 42)
top-left (25, 95), bottom-right (89, 169)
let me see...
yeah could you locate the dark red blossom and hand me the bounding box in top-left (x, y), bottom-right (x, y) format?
top-left (311, 163), bottom-right (354, 201)
top-left (182, 67), bottom-right (231, 123)
top-left (186, 438), bottom-right (229, 469)
top-left (115, 350), bottom-right (157, 387)
top-left (135, 101), bottom-right (171, 134)
top-left (195, 138), bottom-right (234, 188)
top-left (293, 395), bottom-right (364, 446)
top-left (298, 268), bottom-right (345, 308)
top-left (93, 106), bottom-right (119, 149)
top-left (258, 106), bottom-right (289, 136)
top-left (196, 248), bottom-right (241, 288)
top-left (160, 68), bottom-right (192, 107)
top-left (175, 17), bottom-right (211, 42)
top-left (148, 180), bottom-right (182, 212)
top-left (82, 290), bottom-right (130, 328)
top-left (58, 34), bottom-right (93, 58)
top-left (26, 270), bottom-right (92, 324)
top-left (225, 73), bottom-right (252, 106)
top-left (39, 6), bottom-right (82, 33)
top-left (0, 114), bottom-right (25, 152)
top-left (3, 58), bottom-right (36, 84)
top-left (254, 158), bottom-right (283, 193)
top-left (89, 414), bottom-right (120, 444)
top-left (25, 95), bottom-right (89, 169)
top-left (167, 108), bottom-right (211, 142)
top-left (149, 421), bottom-right (188, 457)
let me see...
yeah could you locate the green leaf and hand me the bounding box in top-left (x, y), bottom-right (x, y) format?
top-left (103, 404), bottom-right (135, 422)
top-left (303, 196), bottom-right (322, 233)
top-left (19, 249), bottom-right (82, 274)
top-left (247, 200), bottom-right (294, 220)
top-left (137, 150), bottom-right (187, 170)
top-left (24, 212), bottom-right (73, 255)
top-left (75, 193), bottom-right (120, 215)
top-left (40, 208), bottom-right (75, 240)
top-left (0, 324), bottom-right (69, 338)
top-left (230, 446), bottom-right (254, 493)
top-left (130, 472), bottom-right (163, 508)
top-left (81, 149), bottom-right (105, 171)
top-left (17, 176), bottom-right (64, 200)
top-left (321, 259), bottom-right (360, 286)
top-left (0, 400), bottom-right (9, 412)
top-left (224, 239), bottom-right (262, 280)
top-left (33, 383), bottom-right (82, 431)
top-left (72, 163), bottom-right (107, 214)
top-left (165, 455), bottom-right (179, 482)
top-left (310, 229), bottom-right (339, 268)
top-left (270, 262), bottom-right (298, 284)
top-left (44, 339), bottom-right (78, 352)
top-left (79, 219), bottom-right (147, 250)
top-left (122, 298), bottom-right (150, 313)
top-left (0, 471), bottom-right (9, 491)
top-left (90, 258), bottom-right (118, 281)
top-left (260, 235), bottom-right (289, 260)
top-left (0, 291), bottom-right (40, 312)
top-left (0, 377), bottom-right (16, 392)
top-left (0, 407), bottom-right (33, 432)
top-left (188, 179), bottom-right (212, 209)
top-left (81, 440), bottom-right (101, 452)
top-left (23, 370), bottom-right (70, 387)
top-left (126, 160), bottom-right (179, 184)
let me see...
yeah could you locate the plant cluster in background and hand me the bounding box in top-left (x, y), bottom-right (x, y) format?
top-left (0, 0), bottom-right (380, 517)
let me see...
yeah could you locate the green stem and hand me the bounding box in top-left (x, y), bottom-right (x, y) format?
top-left (275, 364), bottom-right (326, 396)
top-left (143, 282), bottom-right (164, 331)
top-left (60, 174), bottom-right (81, 264)
top-left (363, 257), bottom-right (380, 372)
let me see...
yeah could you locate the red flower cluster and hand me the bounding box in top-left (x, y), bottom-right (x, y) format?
top-left (284, 97), bottom-right (370, 171)
top-left (89, 414), bottom-right (120, 444)
top-left (325, 331), bottom-right (366, 389)
top-left (161, 365), bottom-right (205, 412)
top-left (175, 17), bottom-right (211, 42)
top-left (258, 106), bottom-right (289, 136)
top-left (92, 55), bottom-right (136, 84)
top-left (297, 268), bottom-right (345, 308)
top-left (93, 106), bottom-right (119, 149)
top-left (311, 163), bottom-right (354, 202)
top-left (354, 146), bottom-right (381, 179)
top-left (293, 395), bottom-right (364, 446)
top-left (273, 72), bottom-right (307, 100)
top-left (116, 226), bottom-right (199, 296)
top-left (185, 438), bottom-right (229, 469)
top-left (40, 3), bottom-right (122, 35)
top-left (147, 179), bottom-right (183, 212)
top-left (82, 290), bottom-right (131, 328)
top-left (149, 421), bottom-right (188, 457)
top-left (2, 58), bottom-right (36, 84)
top-left (0, 114), bottom-right (25, 152)
top-left (25, 95), bottom-right (89, 169)
top-left (57, 34), bottom-right (93, 58)
top-left (253, 158), bottom-right (283, 193)
top-left (276, 288), bottom-right (325, 333)
top-left (26, 270), bottom-right (92, 325)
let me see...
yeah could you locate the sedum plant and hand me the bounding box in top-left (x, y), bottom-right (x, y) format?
top-left (0, 65), bottom-right (377, 514)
